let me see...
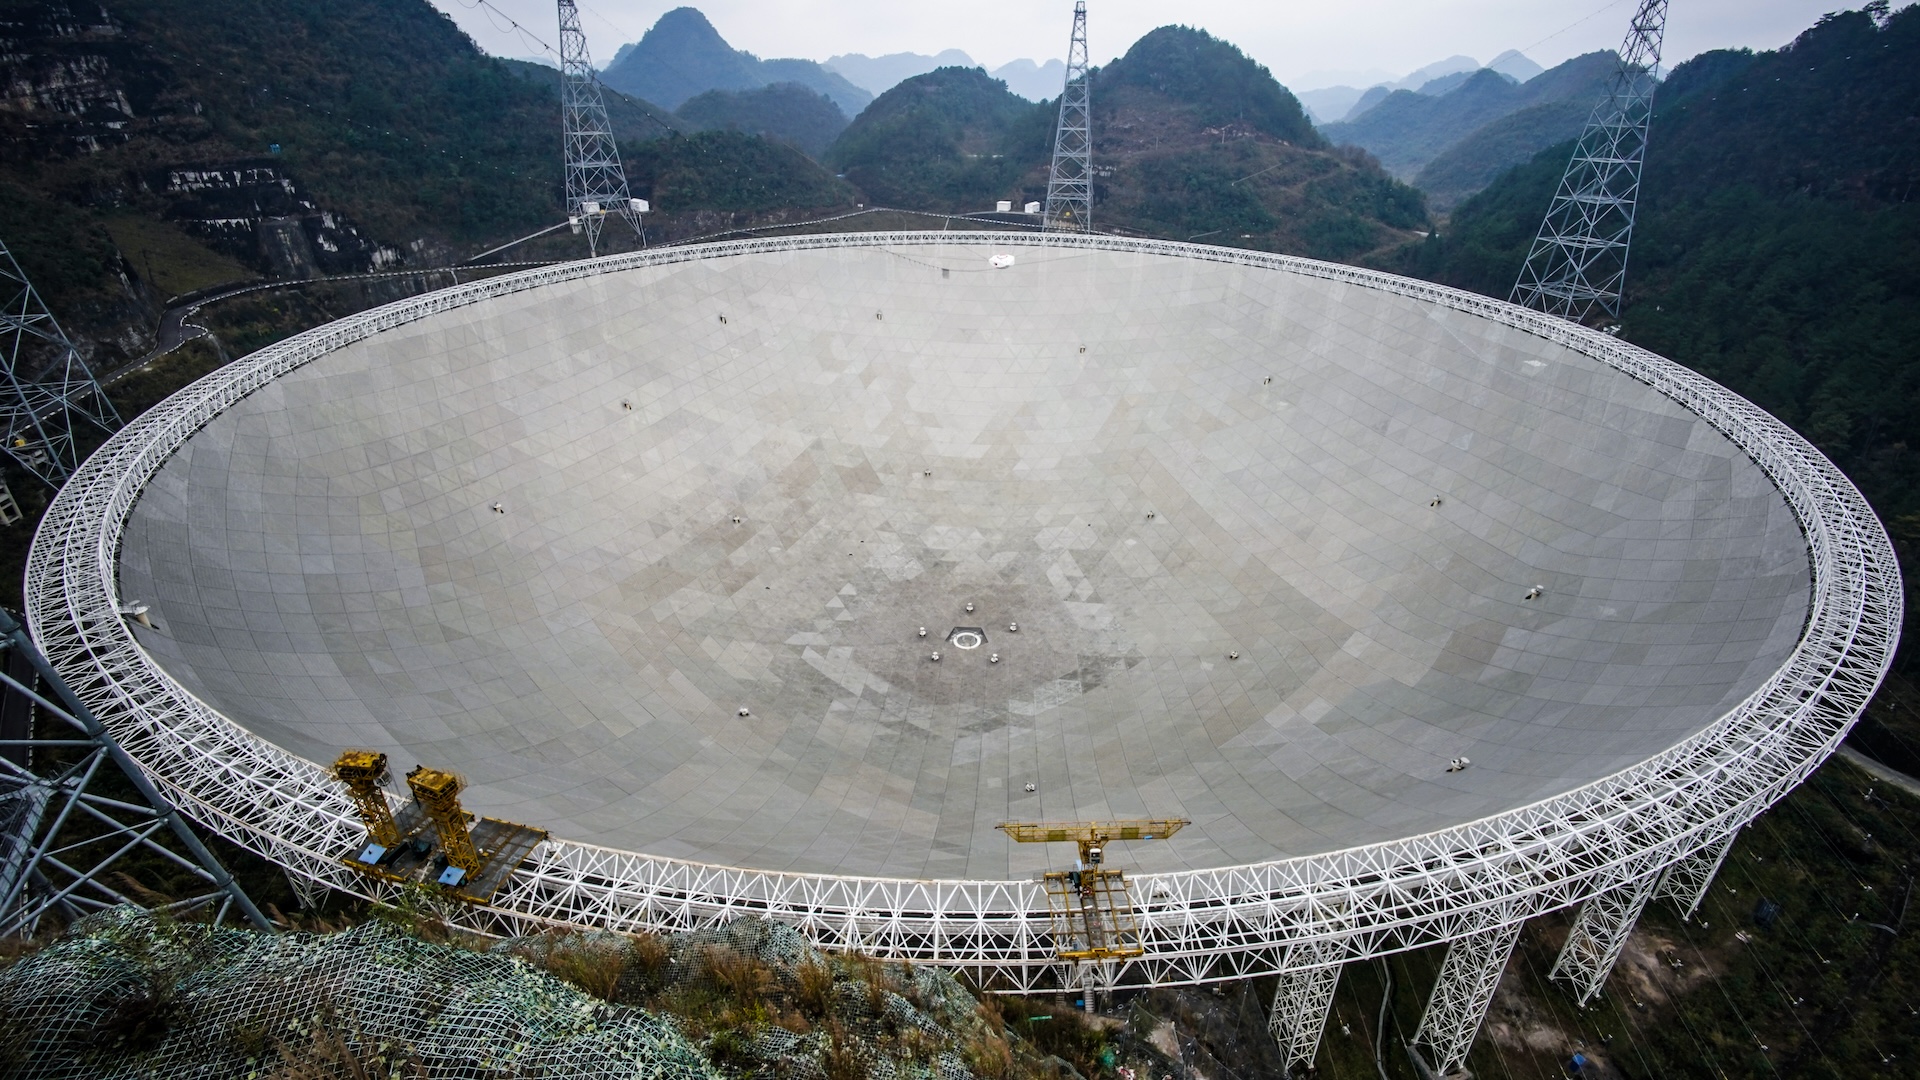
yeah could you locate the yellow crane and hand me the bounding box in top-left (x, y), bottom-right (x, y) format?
top-left (332, 749), bottom-right (547, 902)
top-left (333, 750), bottom-right (404, 848)
top-left (996, 818), bottom-right (1188, 961)
top-left (405, 765), bottom-right (484, 879)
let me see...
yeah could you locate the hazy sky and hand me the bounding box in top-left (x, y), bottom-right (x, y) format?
top-left (433, 0), bottom-right (1850, 88)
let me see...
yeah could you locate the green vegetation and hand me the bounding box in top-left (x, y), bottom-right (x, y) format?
top-left (96, 0), bottom-right (577, 243)
top-left (0, 179), bottom-right (149, 347)
top-left (99, 214), bottom-right (256, 298)
top-left (1322, 51), bottom-right (1613, 186)
top-left (1411, 99), bottom-right (1590, 211)
top-left (1099, 25), bottom-right (1321, 144)
top-left (823, 28), bottom-right (1427, 253)
top-left (827, 67), bottom-right (1052, 210)
top-left (1099, 142), bottom-right (1425, 260)
top-left (499, 58), bottom-right (683, 144)
top-left (626, 131), bottom-right (855, 213)
top-left (676, 82), bottom-right (850, 159)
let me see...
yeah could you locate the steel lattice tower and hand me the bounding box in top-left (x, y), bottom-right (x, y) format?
top-left (1044, 1), bottom-right (1092, 232)
top-left (1511, 0), bottom-right (1668, 324)
top-left (1, 237), bottom-right (120, 489)
top-left (1, 608), bottom-right (271, 936)
top-left (558, 0), bottom-right (644, 257)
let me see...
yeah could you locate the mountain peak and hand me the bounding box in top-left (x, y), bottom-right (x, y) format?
top-left (599, 6), bottom-right (871, 115)
top-left (1102, 25), bottom-right (1320, 146)
top-left (1487, 49), bottom-right (1545, 82)
top-left (654, 6), bottom-right (720, 35)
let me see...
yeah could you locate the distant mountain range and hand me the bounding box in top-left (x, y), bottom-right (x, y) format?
top-left (589, 4), bottom-right (1592, 215)
top-left (1294, 50), bottom-right (1544, 125)
top-left (826, 51), bottom-right (1069, 101)
top-left (599, 7), bottom-right (871, 115)
top-left (1319, 51), bottom-right (1617, 209)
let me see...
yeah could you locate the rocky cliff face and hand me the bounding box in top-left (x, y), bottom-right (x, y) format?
top-left (0, 2), bottom-right (399, 357)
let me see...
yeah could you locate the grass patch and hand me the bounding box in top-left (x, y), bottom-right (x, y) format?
top-left (100, 214), bottom-right (255, 299)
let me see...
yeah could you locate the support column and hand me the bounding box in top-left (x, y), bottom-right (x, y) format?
top-left (1412, 919), bottom-right (1523, 1077)
top-left (1655, 831), bottom-right (1737, 922)
top-left (1551, 872), bottom-right (1658, 1006)
top-left (1268, 937), bottom-right (1345, 1074)
top-left (1059, 960), bottom-right (1116, 1013)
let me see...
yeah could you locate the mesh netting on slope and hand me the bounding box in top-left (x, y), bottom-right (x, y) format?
top-left (0, 908), bottom-right (995, 1080)
top-left (0, 907), bottom-right (715, 1080)
top-left (490, 917), bottom-right (987, 1080)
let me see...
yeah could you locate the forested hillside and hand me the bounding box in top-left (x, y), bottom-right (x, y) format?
top-left (1391, 5), bottom-right (1920, 679)
top-left (0, 0), bottom-right (853, 366)
top-left (626, 130), bottom-right (853, 212)
top-left (827, 26), bottom-right (1428, 261)
top-left (674, 82), bottom-right (848, 158)
top-left (826, 66), bottom-right (1052, 210)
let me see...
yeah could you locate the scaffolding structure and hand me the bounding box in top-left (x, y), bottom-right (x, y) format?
top-left (1551, 871), bottom-right (1660, 1006)
top-left (0, 608), bottom-right (267, 937)
top-left (1510, 0), bottom-right (1669, 324)
top-left (1043, 1), bottom-right (1092, 231)
top-left (1, 236), bottom-right (121, 488)
top-left (1411, 917), bottom-right (1526, 1076)
top-left (1267, 935), bottom-right (1347, 1072)
top-left (558, 0), bottom-right (644, 257)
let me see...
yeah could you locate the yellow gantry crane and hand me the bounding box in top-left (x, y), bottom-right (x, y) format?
top-left (333, 749), bottom-right (412, 848)
top-left (405, 765), bottom-right (484, 879)
top-left (331, 750), bottom-right (546, 902)
top-left (997, 818), bottom-right (1189, 961)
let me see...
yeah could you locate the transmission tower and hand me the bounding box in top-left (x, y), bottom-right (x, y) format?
top-left (558, 0), bottom-right (645, 257)
top-left (1044, 1), bottom-right (1092, 232)
top-left (0, 608), bottom-right (271, 937)
top-left (1510, 0), bottom-right (1668, 324)
top-left (1, 236), bottom-right (121, 489)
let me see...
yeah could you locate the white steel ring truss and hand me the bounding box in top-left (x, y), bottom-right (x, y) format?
top-left (25, 233), bottom-right (1901, 991)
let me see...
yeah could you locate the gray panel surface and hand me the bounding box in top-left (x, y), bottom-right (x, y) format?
top-left (118, 243), bottom-right (1810, 880)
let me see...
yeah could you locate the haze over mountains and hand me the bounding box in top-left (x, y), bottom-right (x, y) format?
top-left (580, 5), bottom-right (1620, 213)
top-left (825, 51), bottom-right (1069, 101)
top-left (1320, 50), bottom-right (1619, 205)
top-left (1295, 50), bottom-right (1548, 124)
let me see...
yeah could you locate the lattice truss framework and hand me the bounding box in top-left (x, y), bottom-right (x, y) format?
top-left (0, 235), bottom-right (120, 488)
top-left (1551, 871), bottom-right (1660, 1007)
top-left (0, 609), bottom-right (267, 937)
top-left (1511, 0), bottom-right (1669, 323)
top-left (558, 0), bottom-right (642, 257)
top-left (1654, 829), bottom-right (1737, 921)
top-left (1412, 916), bottom-right (1526, 1076)
top-left (1267, 934), bottom-right (1347, 1071)
top-left (1043, 2), bottom-right (1092, 232)
top-left (23, 232), bottom-right (1901, 996)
